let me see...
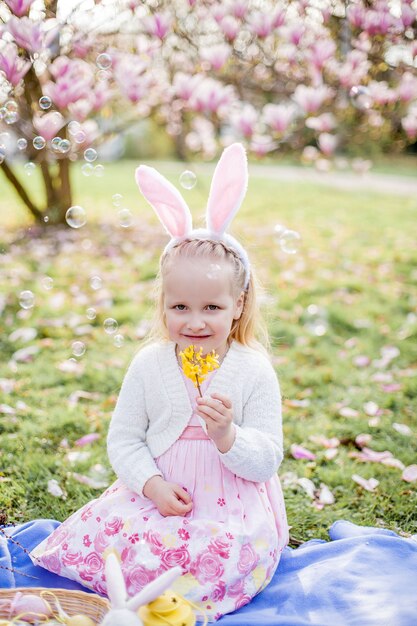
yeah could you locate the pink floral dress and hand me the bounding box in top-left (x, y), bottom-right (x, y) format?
top-left (31, 371), bottom-right (288, 622)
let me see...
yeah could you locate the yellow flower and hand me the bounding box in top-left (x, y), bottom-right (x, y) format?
top-left (179, 345), bottom-right (220, 396)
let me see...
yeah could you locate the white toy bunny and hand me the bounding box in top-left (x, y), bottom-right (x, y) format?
top-left (135, 142), bottom-right (251, 289)
top-left (100, 553), bottom-right (182, 626)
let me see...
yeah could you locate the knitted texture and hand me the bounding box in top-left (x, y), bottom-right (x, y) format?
top-left (107, 341), bottom-right (283, 496)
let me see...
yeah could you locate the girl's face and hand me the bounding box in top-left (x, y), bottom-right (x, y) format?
top-left (163, 256), bottom-right (244, 359)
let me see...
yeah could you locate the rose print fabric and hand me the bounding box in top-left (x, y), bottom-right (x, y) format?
top-left (31, 372), bottom-right (288, 622)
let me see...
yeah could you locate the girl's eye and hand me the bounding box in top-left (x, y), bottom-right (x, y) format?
top-left (207, 305), bottom-right (219, 311)
top-left (174, 304), bottom-right (186, 310)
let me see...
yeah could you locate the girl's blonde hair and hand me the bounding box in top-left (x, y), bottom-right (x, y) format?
top-left (147, 239), bottom-right (269, 354)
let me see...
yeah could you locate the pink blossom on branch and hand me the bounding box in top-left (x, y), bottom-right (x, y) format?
top-left (0, 43), bottom-right (31, 86)
top-left (309, 39), bottom-right (336, 71)
top-left (200, 44), bottom-right (231, 71)
top-left (4, 0), bottom-right (34, 17)
top-left (173, 72), bottom-right (204, 101)
top-left (143, 12), bottom-right (172, 40)
top-left (190, 78), bottom-right (235, 115)
top-left (305, 112), bottom-right (336, 132)
top-left (113, 54), bottom-right (150, 104)
top-left (44, 58), bottom-right (94, 109)
top-left (6, 16), bottom-right (43, 53)
top-left (401, 113), bottom-right (417, 139)
top-left (401, 3), bottom-right (416, 28)
top-left (33, 111), bottom-right (65, 141)
top-left (293, 84), bottom-right (333, 114)
top-left (220, 16), bottom-right (240, 41)
top-left (318, 132), bottom-right (337, 156)
top-left (263, 103), bottom-right (296, 133)
top-left (231, 104), bottom-right (258, 138)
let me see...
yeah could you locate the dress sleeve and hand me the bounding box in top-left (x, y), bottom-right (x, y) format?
top-left (217, 361), bottom-right (283, 482)
top-left (107, 352), bottom-right (163, 497)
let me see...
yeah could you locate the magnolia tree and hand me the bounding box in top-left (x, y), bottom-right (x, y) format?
top-left (0, 0), bottom-right (417, 225)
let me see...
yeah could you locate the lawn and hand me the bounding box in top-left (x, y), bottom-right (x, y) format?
top-left (0, 159), bottom-right (416, 544)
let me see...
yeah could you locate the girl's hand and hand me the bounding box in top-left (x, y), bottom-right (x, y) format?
top-left (143, 476), bottom-right (193, 517)
top-left (196, 392), bottom-right (236, 453)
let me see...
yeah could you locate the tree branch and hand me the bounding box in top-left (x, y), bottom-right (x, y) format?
top-left (0, 161), bottom-right (44, 221)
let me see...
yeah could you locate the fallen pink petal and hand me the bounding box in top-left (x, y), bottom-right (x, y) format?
top-left (291, 444), bottom-right (316, 461)
top-left (74, 433), bottom-right (100, 447)
top-left (352, 474), bottom-right (379, 492)
top-left (402, 465), bottom-right (417, 483)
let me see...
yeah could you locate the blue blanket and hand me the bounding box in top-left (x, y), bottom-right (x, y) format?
top-left (1, 520), bottom-right (416, 625)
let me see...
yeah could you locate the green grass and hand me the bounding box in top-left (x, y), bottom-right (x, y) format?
top-left (0, 160), bottom-right (416, 544)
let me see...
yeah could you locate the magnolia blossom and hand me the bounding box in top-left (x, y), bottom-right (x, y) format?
top-left (363, 8), bottom-right (396, 36)
top-left (7, 16), bottom-right (43, 53)
top-left (347, 4), bottom-right (365, 28)
top-left (293, 84), bottom-right (332, 114)
top-left (173, 72), bottom-right (204, 101)
top-left (401, 3), bottom-right (416, 28)
top-left (112, 54), bottom-right (149, 103)
top-left (401, 113), bottom-right (417, 139)
top-left (318, 132), bottom-right (337, 156)
top-left (309, 39), bottom-right (336, 71)
top-left (335, 49), bottom-right (371, 89)
top-left (220, 16), bottom-right (240, 41)
top-left (190, 78), bottom-right (234, 115)
top-left (0, 42), bottom-right (30, 86)
top-left (200, 44), bottom-right (231, 71)
top-left (231, 104), bottom-right (258, 138)
top-left (33, 111), bottom-right (65, 141)
top-left (248, 12), bottom-right (275, 38)
top-left (4, 0), bottom-right (34, 17)
top-left (230, 0), bottom-right (248, 19)
top-left (263, 103), bottom-right (296, 133)
top-left (143, 12), bottom-right (172, 39)
top-left (397, 72), bottom-right (417, 102)
top-left (368, 80), bottom-right (396, 105)
top-left (44, 58), bottom-right (94, 109)
top-left (305, 112), bottom-right (336, 132)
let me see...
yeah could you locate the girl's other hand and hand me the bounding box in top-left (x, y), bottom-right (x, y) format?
top-left (196, 392), bottom-right (236, 453)
top-left (143, 475), bottom-right (193, 517)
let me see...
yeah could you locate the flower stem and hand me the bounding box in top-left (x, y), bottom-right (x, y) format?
top-left (196, 375), bottom-right (202, 397)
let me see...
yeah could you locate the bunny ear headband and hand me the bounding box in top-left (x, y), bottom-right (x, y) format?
top-left (135, 143), bottom-right (251, 289)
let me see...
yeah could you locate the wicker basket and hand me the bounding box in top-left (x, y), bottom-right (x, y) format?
top-left (0, 587), bottom-right (110, 623)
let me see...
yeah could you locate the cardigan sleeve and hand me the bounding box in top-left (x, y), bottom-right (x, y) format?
top-left (107, 351), bottom-right (163, 497)
top-left (217, 359), bottom-right (283, 482)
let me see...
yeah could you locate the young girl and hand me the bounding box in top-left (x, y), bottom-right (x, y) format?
top-left (31, 143), bottom-right (289, 621)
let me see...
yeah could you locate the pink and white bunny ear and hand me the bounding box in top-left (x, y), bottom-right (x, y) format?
top-left (126, 566), bottom-right (182, 611)
top-left (206, 143), bottom-right (248, 236)
top-left (135, 165), bottom-right (192, 239)
top-left (104, 553), bottom-right (127, 609)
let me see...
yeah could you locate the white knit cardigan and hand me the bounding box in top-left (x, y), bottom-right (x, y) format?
top-left (107, 340), bottom-right (283, 496)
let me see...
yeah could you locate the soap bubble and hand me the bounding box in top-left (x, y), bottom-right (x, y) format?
top-left (279, 229), bottom-right (301, 254)
top-left (43, 216), bottom-right (49, 223)
top-left (59, 139), bottom-right (71, 154)
top-left (118, 208), bottom-right (134, 228)
top-left (5, 100), bottom-right (19, 124)
top-left (179, 170), bottom-right (197, 190)
top-left (273, 223), bottom-right (287, 241)
top-left (39, 96), bottom-right (52, 110)
top-left (90, 276), bottom-right (102, 290)
top-left (41, 276), bottom-right (54, 290)
top-left (94, 164), bottom-right (105, 177)
top-left (19, 290), bottom-right (35, 309)
top-left (68, 121), bottom-right (81, 136)
top-left (65, 205), bottom-right (86, 229)
top-left (104, 318), bottom-right (118, 334)
top-left (84, 148), bottom-right (97, 162)
top-left (86, 307), bottom-right (97, 320)
top-left (72, 341), bottom-right (86, 357)
top-left (0, 147), bottom-right (5, 164)
top-left (33, 135), bottom-right (46, 150)
top-left (349, 85), bottom-right (373, 111)
top-left (51, 137), bottom-right (61, 151)
top-left (303, 304), bottom-right (328, 336)
top-left (112, 194), bottom-right (123, 207)
top-left (17, 138), bottom-right (27, 150)
top-left (74, 131), bottom-right (86, 144)
top-left (24, 162), bottom-right (36, 176)
top-left (96, 53), bottom-right (112, 69)
top-left (113, 333), bottom-right (124, 348)
top-left (81, 163), bottom-right (94, 177)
